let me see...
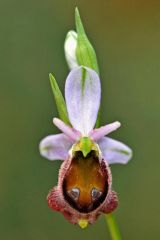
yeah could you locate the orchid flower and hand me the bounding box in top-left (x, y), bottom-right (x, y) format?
top-left (39, 66), bottom-right (132, 228)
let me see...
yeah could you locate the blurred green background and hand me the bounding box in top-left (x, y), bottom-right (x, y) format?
top-left (1, 0), bottom-right (160, 239)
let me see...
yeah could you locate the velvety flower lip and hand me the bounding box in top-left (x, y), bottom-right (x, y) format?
top-left (39, 66), bottom-right (132, 227)
top-left (47, 153), bottom-right (118, 226)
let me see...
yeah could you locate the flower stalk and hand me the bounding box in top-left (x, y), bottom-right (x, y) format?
top-left (105, 214), bottom-right (122, 240)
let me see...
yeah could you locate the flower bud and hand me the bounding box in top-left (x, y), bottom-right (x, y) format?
top-left (64, 30), bottom-right (79, 70)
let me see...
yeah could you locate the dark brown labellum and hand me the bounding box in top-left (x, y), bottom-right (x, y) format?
top-left (63, 150), bottom-right (108, 213)
top-left (47, 148), bottom-right (119, 225)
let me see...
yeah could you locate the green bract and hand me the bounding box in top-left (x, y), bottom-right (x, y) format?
top-left (75, 8), bottom-right (99, 75)
top-left (49, 73), bottom-right (70, 125)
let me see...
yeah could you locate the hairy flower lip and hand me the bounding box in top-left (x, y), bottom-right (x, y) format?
top-left (47, 151), bottom-right (118, 225)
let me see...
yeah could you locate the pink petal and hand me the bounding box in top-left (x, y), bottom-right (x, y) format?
top-left (53, 118), bottom-right (81, 141)
top-left (98, 137), bottom-right (133, 165)
top-left (39, 133), bottom-right (72, 160)
top-left (89, 121), bottom-right (121, 141)
top-left (65, 66), bottom-right (101, 135)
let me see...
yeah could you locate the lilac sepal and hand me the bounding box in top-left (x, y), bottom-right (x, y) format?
top-left (98, 137), bottom-right (133, 165)
top-left (89, 121), bottom-right (121, 141)
top-left (39, 133), bottom-right (72, 160)
top-left (65, 66), bottom-right (101, 135)
top-left (53, 118), bottom-right (81, 141)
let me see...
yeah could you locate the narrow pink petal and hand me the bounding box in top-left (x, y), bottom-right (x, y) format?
top-left (65, 66), bottom-right (101, 135)
top-left (89, 121), bottom-right (121, 141)
top-left (98, 137), bottom-right (133, 164)
top-left (39, 133), bottom-right (72, 160)
top-left (53, 118), bottom-right (81, 141)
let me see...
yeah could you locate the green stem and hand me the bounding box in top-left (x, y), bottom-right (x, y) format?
top-left (105, 214), bottom-right (122, 240)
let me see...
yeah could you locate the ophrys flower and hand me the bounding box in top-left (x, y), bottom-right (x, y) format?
top-left (39, 66), bottom-right (132, 228)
